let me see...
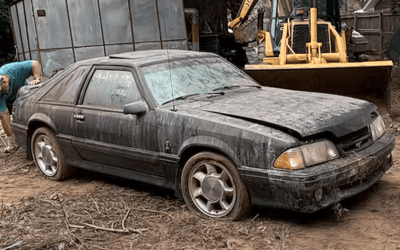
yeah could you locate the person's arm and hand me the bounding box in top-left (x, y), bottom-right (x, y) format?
top-left (29, 61), bottom-right (42, 85)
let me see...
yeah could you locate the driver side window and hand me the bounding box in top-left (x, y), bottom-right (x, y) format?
top-left (83, 70), bottom-right (141, 110)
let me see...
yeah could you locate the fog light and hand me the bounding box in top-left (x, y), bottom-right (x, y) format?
top-left (315, 188), bottom-right (323, 202)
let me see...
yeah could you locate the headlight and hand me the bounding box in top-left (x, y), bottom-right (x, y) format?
top-left (370, 115), bottom-right (385, 141)
top-left (274, 140), bottom-right (340, 170)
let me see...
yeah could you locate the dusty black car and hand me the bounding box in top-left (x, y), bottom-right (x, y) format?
top-left (11, 50), bottom-right (395, 220)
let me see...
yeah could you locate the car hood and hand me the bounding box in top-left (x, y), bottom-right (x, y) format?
top-left (177, 87), bottom-right (376, 138)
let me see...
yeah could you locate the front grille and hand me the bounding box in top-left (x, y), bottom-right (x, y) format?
top-left (317, 25), bottom-right (330, 53)
top-left (335, 127), bottom-right (373, 155)
top-left (291, 24), bottom-right (330, 54)
top-left (292, 25), bottom-right (309, 54)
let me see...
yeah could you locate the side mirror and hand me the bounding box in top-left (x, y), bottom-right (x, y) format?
top-left (124, 100), bottom-right (148, 115)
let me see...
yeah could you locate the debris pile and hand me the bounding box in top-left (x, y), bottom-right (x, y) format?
top-left (390, 122), bottom-right (400, 135)
top-left (389, 64), bottom-right (400, 117)
top-left (0, 183), bottom-right (289, 249)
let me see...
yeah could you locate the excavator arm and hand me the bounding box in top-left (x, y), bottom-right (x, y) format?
top-left (229, 0), bottom-right (259, 29)
top-left (230, 0), bottom-right (274, 57)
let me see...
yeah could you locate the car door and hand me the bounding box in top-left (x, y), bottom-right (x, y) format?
top-left (37, 66), bottom-right (90, 160)
top-left (71, 66), bottom-right (162, 176)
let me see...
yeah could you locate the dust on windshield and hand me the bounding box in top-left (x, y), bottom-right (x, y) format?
top-left (141, 57), bottom-right (258, 105)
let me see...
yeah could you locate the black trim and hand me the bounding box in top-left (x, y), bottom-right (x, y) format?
top-left (159, 152), bottom-right (180, 164)
top-left (72, 137), bottom-right (158, 164)
top-left (67, 158), bottom-right (175, 190)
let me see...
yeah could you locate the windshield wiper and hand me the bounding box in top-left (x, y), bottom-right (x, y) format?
top-left (212, 85), bottom-right (261, 92)
top-left (162, 92), bottom-right (224, 105)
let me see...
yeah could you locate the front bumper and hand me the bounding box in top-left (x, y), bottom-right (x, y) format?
top-left (241, 131), bottom-right (395, 213)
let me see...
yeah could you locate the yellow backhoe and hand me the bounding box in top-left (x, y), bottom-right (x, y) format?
top-left (229, 0), bottom-right (393, 112)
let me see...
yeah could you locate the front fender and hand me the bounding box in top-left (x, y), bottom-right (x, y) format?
top-left (177, 135), bottom-right (240, 167)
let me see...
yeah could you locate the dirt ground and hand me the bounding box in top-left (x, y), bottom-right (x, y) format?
top-left (1, 121), bottom-right (400, 250)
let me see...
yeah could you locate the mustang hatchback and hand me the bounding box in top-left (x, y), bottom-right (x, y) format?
top-left (11, 50), bottom-right (395, 220)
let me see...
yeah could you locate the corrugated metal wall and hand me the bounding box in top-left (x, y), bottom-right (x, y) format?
top-left (9, 0), bottom-right (188, 77)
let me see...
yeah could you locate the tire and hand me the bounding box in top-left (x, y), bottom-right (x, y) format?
top-left (181, 152), bottom-right (251, 220)
top-left (31, 127), bottom-right (73, 181)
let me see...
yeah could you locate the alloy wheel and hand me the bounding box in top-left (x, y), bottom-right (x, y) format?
top-left (34, 134), bottom-right (59, 177)
top-left (188, 160), bottom-right (237, 217)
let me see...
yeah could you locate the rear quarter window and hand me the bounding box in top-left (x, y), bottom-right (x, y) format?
top-left (41, 66), bottom-right (89, 104)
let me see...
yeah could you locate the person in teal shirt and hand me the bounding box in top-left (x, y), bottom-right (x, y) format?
top-left (0, 60), bottom-right (42, 153)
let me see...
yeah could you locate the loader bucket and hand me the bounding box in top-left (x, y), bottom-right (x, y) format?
top-left (245, 61), bottom-right (393, 113)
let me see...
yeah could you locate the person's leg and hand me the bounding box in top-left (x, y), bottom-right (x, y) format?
top-left (0, 108), bottom-right (17, 152)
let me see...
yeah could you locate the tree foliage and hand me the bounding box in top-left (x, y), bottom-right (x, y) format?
top-left (0, 0), bottom-right (15, 67)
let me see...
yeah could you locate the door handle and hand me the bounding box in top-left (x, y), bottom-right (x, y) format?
top-left (74, 114), bottom-right (85, 121)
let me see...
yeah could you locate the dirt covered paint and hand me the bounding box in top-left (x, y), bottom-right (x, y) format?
top-left (177, 87), bottom-right (376, 138)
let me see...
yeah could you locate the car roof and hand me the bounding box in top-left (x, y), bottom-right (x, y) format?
top-left (73, 50), bottom-right (217, 68)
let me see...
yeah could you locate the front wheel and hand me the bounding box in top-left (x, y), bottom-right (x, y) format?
top-left (31, 127), bottom-right (73, 181)
top-left (181, 152), bottom-right (251, 220)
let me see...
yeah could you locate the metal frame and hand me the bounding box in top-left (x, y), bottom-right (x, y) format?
top-left (127, 0), bottom-right (136, 51)
top-left (8, 4), bottom-right (17, 61)
top-left (9, 0), bottom-right (188, 76)
top-left (8, 0), bottom-right (43, 66)
top-left (22, 0), bottom-right (31, 60)
top-left (14, 2), bottom-right (25, 61)
top-left (64, 0), bottom-right (76, 63)
top-left (154, 0), bottom-right (164, 49)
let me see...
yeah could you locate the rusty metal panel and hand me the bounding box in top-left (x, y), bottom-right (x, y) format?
top-left (10, 5), bottom-right (23, 55)
top-left (135, 42), bottom-right (162, 51)
top-left (75, 46), bottom-right (105, 62)
top-left (67, 0), bottom-right (103, 47)
top-left (157, 0), bottom-right (186, 41)
top-left (24, 0), bottom-right (37, 51)
top-left (130, 0), bottom-right (161, 43)
top-left (33, 0), bottom-right (72, 49)
top-left (40, 49), bottom-right (74, 77)
top-left (105, 44), bottom-right (133, 56)
top-left (99, 0), bottom-right (132, 45)
top-left (17, 2), bottom-right (29, 53)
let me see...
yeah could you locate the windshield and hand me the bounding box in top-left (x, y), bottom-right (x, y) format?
top-left (141, 57), bottom-right (258, 105)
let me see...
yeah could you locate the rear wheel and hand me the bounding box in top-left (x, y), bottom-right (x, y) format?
top-left (31, 127), bottom-right (73, 181)
top-left (181, 152), bottom-right (251, 220)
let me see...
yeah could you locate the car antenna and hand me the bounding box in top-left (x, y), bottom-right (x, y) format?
top-left (162, 14), bottom-right (177, 112)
